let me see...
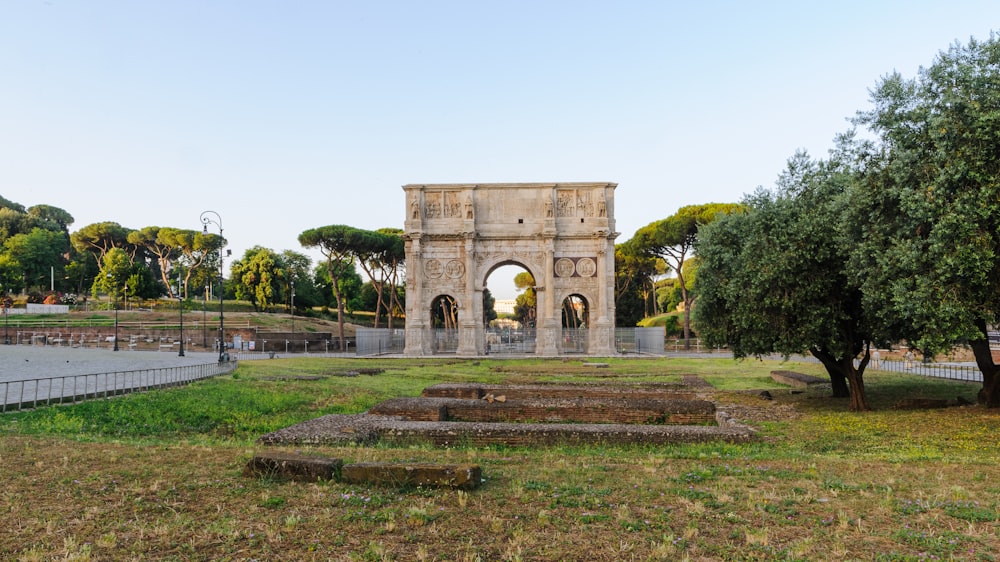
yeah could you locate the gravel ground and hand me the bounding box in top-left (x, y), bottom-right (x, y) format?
top-left (715, 402), bottom-right (801, 423)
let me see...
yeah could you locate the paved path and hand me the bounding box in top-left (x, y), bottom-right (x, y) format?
top-left (1, 345), bottom-right (226, 410)
top-left (1, 345), bottom-right (218, 382)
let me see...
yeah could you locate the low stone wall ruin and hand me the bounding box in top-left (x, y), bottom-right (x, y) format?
top-left (244, 452), bottom-right (482, 489)
top-left (421, 382), bottom-right (696, 401)
top-left (259, 379), bottom-right (757, 448)
top-left (369, 396), bottom-right (716, 425)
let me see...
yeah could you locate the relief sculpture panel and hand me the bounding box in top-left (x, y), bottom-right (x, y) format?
top-left (553, 257), bottom-right (597, 277)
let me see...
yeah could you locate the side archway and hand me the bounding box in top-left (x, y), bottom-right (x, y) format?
top-left (430, 294), bottom-right (460, 354)
top-left (560, 293), bottom-right (589, 353)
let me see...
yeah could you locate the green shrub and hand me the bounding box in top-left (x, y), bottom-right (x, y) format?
top-left (637, 313), bottom-right (682, 336)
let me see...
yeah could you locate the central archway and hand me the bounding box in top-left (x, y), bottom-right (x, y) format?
top-left (483, 261), bottom-right (536, 355)
top-left (402, 183), bottom-right (618, 356)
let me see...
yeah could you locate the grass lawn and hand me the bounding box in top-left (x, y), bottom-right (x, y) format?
top-left (0, 357), bottom-right (997, 561)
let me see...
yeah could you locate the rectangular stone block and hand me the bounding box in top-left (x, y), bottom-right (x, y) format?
top-left (244, 453), bottom-right (342, 483)
top-left (770, 370), bottom-right (826, 388)
top-left (341, 462), bottom-right (482, 490)
top-left (421, 382), bottom-right (695, 401)
top-left (443, 398), bottom-right (715, 425)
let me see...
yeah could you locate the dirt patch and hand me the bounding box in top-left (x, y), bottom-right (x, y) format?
top-left (681, 375), bottom-right (714, 390)
top-left (715, 402), bottom-right (801, 423)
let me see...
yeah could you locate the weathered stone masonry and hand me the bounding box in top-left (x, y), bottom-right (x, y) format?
top-left (402, 183), bottom-right (619, 356)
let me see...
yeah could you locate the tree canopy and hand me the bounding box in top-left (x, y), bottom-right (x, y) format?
top-left (299, 224), bottom-right (365, 350)
top-left (127, 227), bottom-right (179, 298)
top-left (230, 246), bottom-right (282, 312)
top-left (695, 148), bottom-right (874, 410)
top-left (352, 228), bottom-right (405, 329)
top-left (0, 197), bottom-right (75, 297)
top-left (850, 34), bottom-right (1000, 406)
top-left (2, 228), bottom-right (69, 294)
top-left (71, 222), bottom-right (133, 269)
top-left (630, 203), bottom-right (744, 348)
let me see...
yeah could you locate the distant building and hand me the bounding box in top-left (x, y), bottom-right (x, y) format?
top-left (493, 299), bottom-right (517, 316)
top-left (491, 317), bottom-right (521, 329)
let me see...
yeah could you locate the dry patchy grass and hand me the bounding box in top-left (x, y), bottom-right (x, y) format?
top-left (0, 358), bottom-right (998, 561)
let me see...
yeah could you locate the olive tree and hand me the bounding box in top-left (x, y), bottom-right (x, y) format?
top-left (851, 34), bottom-right (1000, 406)
top-left (696, 147), bottom-right (876, 411)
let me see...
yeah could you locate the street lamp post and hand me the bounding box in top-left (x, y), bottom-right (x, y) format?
top-left (108, 274), bottom-right (120, 352)
top-left (177, 270), bottom-right (185, 357)
top-left (3, 293), bottom-right (10, 345)
top-left (203, 284), bottom-right (208, 348)
top-left (200, 210), bottom-right (227, 362)
top-left (290, 280), bottom-right (295, 345)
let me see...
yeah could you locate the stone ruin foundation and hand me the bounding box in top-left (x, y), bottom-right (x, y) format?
top-left (258, 379), bottom-right (757, 448)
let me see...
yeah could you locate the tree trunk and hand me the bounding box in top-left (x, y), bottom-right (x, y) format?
top-left (678, 272), bottom-right (691, 350)
top-left (643, 284), bottom-right (652, 319)
top-left (810, 348), bottom-right (870, 411)
top-left (330, 273), bottom-right (345, 352)
top-left (970, 319), bottom-right (1000, 408)
top-left (845, 359), bottom-right (869, 412)
top-left (336, 298), bottom-right (346, 352)
top-left (980, 371), bottom-right (1000, 408)
top-left (829, 369), bottom-right (850, 398)
top-left (387, 277), bottom-right (398, 332)
top-left (372, 281), bottom-right (385, 329)
top-left (160, 256), bottom-right (175, 299)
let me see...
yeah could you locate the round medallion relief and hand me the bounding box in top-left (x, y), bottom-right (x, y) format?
top-left (555, 258), bottom-right (576, 278)
top-left (576, 257), bottom-right (597, 277)
top-left (424, 259), bottom-right (443, 278)
top-left (445, 260), bottom-right (465, 279)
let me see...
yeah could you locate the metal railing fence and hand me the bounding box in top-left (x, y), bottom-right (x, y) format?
top-left (239, 338), bottom-right (354, 355)
top-left (1, 360), bottom-right (237, 413)
top-left (560, 328), bottom-right (588, 354)
top-left (485, 328), bottom-right (536, 356)
top-left (864, 358), bottom-right (983, 383)
top-left (6, 318), bottom-right (252, 331)
top-left (355, 329), bottom-right (405, 357)
top-left (229, 330), bottom-right (728, 356)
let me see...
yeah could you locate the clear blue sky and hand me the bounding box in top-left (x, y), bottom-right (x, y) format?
top-left (1, 1), bottom-right (997, 299)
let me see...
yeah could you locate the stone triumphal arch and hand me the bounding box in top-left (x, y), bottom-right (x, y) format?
top-left (403, 182), bottom-right (618, 356)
